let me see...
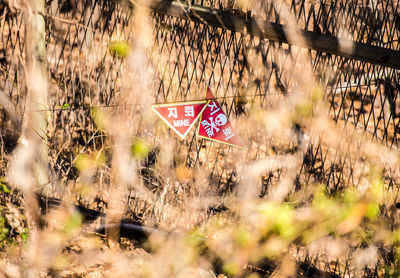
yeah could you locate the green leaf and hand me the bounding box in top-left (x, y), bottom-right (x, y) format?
top-left (234, 226), bottom-right (252, 247)
top-left (75, 154), bottom-right (94, 172)
top-left (223, 261), bottom-right (240, 276)
top-left (365, 202), bottom-right (379, 220)
top-left (74, 150), bottom-right (105, 172)
top-left (20, 228), bottom-right (28, 241)
top-left (131, 139), bottom-right (150, 159)
top-left (311, 84), bottom-right (324, 101)
top-left (1, 183), bottom-right (10, 194)
top-left (90, 107), bottom-right (110, 131)
top-left (108, 41), bottom-right (131, 58)
top-left (63, 212), bottom-right (82, 235)
top-left (296, 101), bottom-right (313, 117)
top-left (61, 103), bottom-right (71, 110)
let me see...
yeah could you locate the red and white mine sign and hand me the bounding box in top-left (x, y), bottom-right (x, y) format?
top-left (197, 87), bottom-right (245, 148)
top-left (152, 101), bottom-right (208, 139)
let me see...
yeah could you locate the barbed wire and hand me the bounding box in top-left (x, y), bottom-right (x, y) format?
top-left (28, 92), bottom-right (293, 112)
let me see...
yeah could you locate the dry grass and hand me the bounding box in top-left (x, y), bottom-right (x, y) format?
top-left (1, 0), bottom-right (400, 277)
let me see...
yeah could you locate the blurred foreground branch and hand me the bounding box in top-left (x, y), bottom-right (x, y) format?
top-left (23, 0), bottom-right (49, 189)
top-left (6, 0), bottom-right (49, 275)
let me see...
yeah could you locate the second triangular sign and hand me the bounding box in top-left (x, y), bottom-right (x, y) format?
top-left (197, 87), bottom-right (245, 148)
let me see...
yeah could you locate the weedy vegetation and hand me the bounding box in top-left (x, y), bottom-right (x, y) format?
top-left (1, 0), bottom-right (400, 277)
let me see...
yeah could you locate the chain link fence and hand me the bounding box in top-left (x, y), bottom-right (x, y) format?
top-left (2, 0), bottom-right (400, 276)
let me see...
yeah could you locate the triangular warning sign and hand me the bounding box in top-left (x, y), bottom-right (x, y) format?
top-left (205, 85), bottom-right (214, 100)
top-left (152, 101), bottom-right (208, 139)
top-left (197, 86), bottom-right (245, 148)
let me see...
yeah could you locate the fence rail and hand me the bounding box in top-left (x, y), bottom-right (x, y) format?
top-left (150, 0), bottom-right (400, 68)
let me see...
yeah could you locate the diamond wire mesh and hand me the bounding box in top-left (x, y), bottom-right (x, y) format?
top-left (0, 5), bottom-right (26, 177)
top-left (45, 0), bottom-right (130, 183)
top-left (1, 0), bottom-right (400, 276)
